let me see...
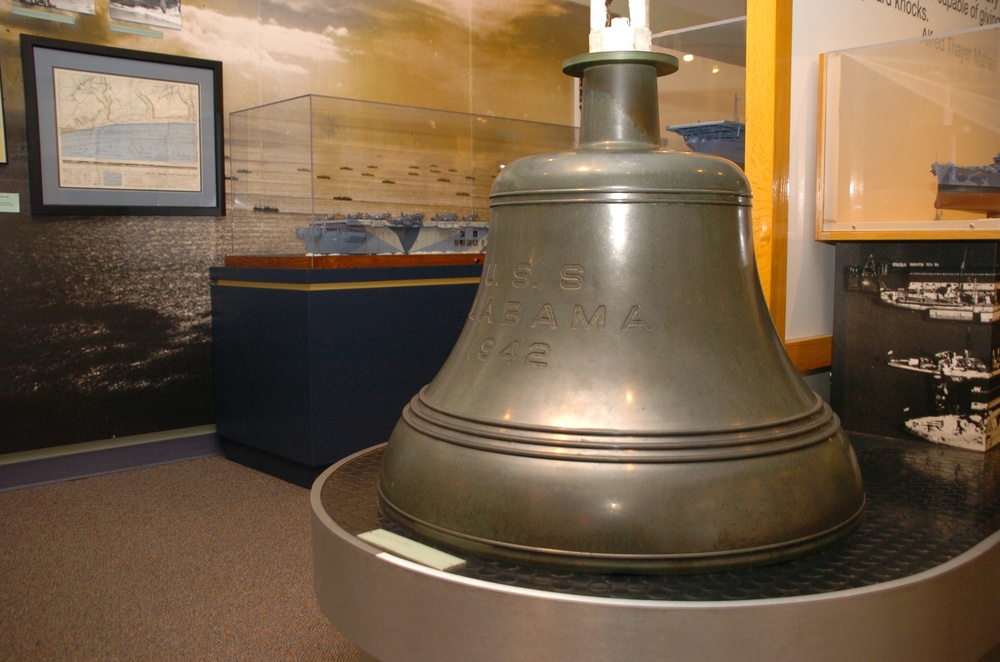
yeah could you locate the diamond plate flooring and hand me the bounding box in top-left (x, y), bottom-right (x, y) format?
top-left (319, 434), bottom-right (1000, 601)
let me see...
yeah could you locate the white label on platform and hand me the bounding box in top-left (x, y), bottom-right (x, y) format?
top-left (0, 193), bottom-right (20, 213)
top-left (358, 528), bottom-right (466, 571)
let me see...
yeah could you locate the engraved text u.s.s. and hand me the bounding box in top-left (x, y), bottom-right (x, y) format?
top-left (467, 259), bottom-right (652, 368)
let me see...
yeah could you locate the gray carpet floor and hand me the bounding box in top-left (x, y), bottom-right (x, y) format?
top-left (0, 456), bottom-right (358, 660)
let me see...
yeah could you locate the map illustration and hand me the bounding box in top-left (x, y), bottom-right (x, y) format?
top-left (53, 68), bottom-right (202, 192)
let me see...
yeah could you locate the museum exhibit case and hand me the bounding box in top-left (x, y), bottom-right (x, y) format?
top-left (226, 95), bottom-right (578, 257)
top-left (216, 99), bottom-right (587, 480)
top-left (817, 24), bottom-right (1000, 240)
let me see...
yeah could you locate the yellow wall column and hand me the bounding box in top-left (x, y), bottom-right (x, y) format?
top-left (746, 0), bottom-right (793, 343)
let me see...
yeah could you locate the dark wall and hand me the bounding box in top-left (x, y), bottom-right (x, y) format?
top-left (0, 1), bottom-right (588, 454)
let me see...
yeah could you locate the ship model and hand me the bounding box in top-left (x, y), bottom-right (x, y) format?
top-left (295, 212), bottom-right (487, 255)
top-left (666, 95), bottom-right (745, 169)
top-left (930, 152), bottom-right (1000, 217)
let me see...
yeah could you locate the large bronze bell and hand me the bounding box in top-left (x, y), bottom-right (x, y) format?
top-left (377, 19), bottom-right (864, 574)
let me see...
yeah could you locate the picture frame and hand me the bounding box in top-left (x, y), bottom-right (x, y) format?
top-left (20, 35), bottom-right (224, 215)
top-left (0, 61), bottom-right (7, 165)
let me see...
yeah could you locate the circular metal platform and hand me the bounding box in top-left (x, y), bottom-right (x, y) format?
top-left (312, 434), bottom-right (1000, 661)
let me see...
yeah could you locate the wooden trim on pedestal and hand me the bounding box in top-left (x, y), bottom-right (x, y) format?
top-left (224, 254), bottom-right (484, 269)
top-left (221, 255), bottom-right (829, 372)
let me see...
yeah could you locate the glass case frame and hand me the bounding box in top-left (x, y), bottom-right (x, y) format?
top-left (817, 24), bottom-right (1000, 241)
top-left (226, 95), bottom-right (577, 257)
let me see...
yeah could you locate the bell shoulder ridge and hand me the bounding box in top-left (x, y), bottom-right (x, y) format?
top-left (491, 147), bottom-right (751, 196)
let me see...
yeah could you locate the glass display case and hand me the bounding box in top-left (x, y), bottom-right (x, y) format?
top-left (226, 95), bottom-right (577, 256)
top-left (818, 24), bottom-right (1000, 240)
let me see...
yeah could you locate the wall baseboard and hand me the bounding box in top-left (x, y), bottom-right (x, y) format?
top-left (0, 426), bottom-right (222, 492)
top-left (786, 335), bottom-right (833, 372)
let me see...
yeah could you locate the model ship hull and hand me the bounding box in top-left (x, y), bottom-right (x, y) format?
top-left (933, 187), bottom-right (1000, 215)
top-left (296, 215), bottom-right (488, 255)
top-left (931, 154), bottom-right (1000, 216)
top-left (666, 120), bottom-right (745, 169)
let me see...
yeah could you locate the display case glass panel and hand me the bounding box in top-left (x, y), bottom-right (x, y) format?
top-left (818, 24), bottom-right (1000, 240)
top-left (227, 95), bottom-right (577, 256)
top-left (652, 17), bottom-right (747, 166)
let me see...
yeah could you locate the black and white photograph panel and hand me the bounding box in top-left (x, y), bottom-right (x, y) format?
top-left (11, 0), bottom-right (96, 15)
top-left (110, 0), bottom-right (182, 30)
top-left (832, 241), bottom-right (1000, 452)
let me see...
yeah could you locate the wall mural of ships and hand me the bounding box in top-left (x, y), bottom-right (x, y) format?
top-left (296, 212), bottom-right (487, 255)
top-left (931, 152), bottom-right (1000, 217)
top-left (866, 254), bottom-right (1000, 323)
top-left (887, 349), bottom-right (1000, 451)
top-left (838, 246), bottom-right (1000, 452)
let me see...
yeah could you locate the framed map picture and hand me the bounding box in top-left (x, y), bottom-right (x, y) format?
top-left (20, 36), bottom-right (223, 215)
top-left (0, 62), bottom-right (6, 165)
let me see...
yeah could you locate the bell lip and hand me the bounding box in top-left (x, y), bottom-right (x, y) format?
top-left (562, 50), bottom-right (680, 78)
top-left (404, 388), bottom-right (847, 462)
top-left (378, 491), bottom-right (867, 575)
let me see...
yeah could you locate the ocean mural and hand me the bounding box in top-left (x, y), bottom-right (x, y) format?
top-left (0, 0), bottom-right (590, 453)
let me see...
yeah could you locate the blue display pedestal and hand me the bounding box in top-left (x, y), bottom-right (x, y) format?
top-left (210, 255), bottom-right (482, 485)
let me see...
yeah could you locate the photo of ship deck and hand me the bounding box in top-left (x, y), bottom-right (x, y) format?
top-left (876, 257), bottom-right (1000, 323)
top-left (887, 349), bottom-right (1000, 451)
